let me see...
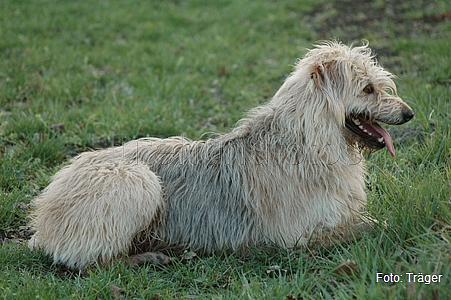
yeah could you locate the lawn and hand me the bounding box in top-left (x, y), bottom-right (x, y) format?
top-left (1, 0), bottom-right (450, 299)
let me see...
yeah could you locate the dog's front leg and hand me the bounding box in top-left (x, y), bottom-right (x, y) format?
top-left (311, 216), bottom-right (378, 246)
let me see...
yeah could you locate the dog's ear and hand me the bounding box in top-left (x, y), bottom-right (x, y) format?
top-left (310, 62), bottom-right (336, 88)
top-left (310, 63), bottom-right (326, 88)
top-left (310, 61), bottom-right (345, 122)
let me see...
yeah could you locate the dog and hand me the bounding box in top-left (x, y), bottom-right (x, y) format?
top-left (28, 41), bottom-right (414, 270)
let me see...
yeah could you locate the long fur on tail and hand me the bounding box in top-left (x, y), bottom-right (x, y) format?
top-left (29, 151), bottom-right (164, 269)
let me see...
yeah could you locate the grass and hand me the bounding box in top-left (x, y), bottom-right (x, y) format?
top-left (1, 0), bottom-right (450, 298)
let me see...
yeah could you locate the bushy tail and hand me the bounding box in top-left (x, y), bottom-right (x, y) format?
top-left (28, 154), bottom-right (164, 270)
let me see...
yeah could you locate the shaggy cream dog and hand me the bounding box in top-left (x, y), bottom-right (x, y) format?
top-left (29, 41), bottom-right (414, 270)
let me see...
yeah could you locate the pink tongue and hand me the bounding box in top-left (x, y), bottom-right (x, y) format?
top-left (365, 122), bottom-right (395, 157)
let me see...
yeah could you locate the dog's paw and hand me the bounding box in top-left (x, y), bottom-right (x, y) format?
top-left (28, 234), bottom-right (41, 250)
top-left (128, 252), bottom-right (171, 266)
top-left (352, 221), bottom-right (373, 234)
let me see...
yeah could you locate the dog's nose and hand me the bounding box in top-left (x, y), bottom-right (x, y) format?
top-left (403, 109), bottom-right (414, 122)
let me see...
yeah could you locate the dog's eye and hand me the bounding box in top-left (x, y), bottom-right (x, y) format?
top-left (363, 84), bottom-right (374, 94)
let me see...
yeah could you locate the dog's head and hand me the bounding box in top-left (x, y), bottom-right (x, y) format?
top-left (305, 41), bottom-right (414, 156)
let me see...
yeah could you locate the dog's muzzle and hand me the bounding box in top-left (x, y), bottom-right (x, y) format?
top-left (345, 108), bottom-right (414, 157)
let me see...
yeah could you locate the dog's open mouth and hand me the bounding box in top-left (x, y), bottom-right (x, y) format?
top-left (345, 115), bottom-right (395, 157)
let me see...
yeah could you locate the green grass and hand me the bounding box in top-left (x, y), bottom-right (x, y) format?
top-left (1, 0), bottom-right (450, 298)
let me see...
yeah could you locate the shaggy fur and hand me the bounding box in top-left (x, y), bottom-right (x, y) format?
top-left (28, 41), bottom-right (414, 270)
